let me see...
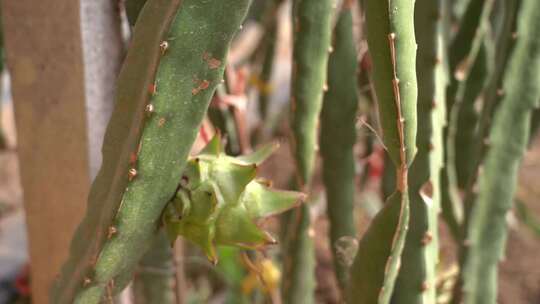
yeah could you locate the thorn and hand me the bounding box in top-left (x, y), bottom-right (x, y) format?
top-left (192, 80), bottom-right (210, 95)
top-left (263, 232), bottom-right (278, 245)
top-left (431, 99), bottom-right (437, 109)
top-left (322, 83), bottom-right (329, 92)
top-left (202, 52), bottom-right (221, 69)
top-left (421, 232), bottom-right (433, 245)
top-left (128, 168), bottom-right (138, 181)
top-left (180, 175), bottom-right (189, 187)
top-left (159, 41), bottom-right (169, 55)
top-left (148, 83), bottom-right (157, 96)
top-left (496, 88), bottom-right (504, 97)
top-left (83, 277), bottom-right (92, 286)
top-left (129, 152), bottom-right (138, 164)
top-left (107, 226), bottom-right (117, 239)
top-left (328, 46), bottom-right (334, 53)
top-left (158, 117), bottom-right (166, 127)
top-left (239, 25), bottom-right (243, 30)
top-left (145, 104), bottom-right (154, 116)
top-left (421, 281), bottom-right (430, 291)
top-left (511, 32), bottom-right (518, 40)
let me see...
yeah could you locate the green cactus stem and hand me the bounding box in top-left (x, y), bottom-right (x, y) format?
top-left (282, 0), bottom-right (334, 303)
top-left (392, 0), bottom-right (447, 302)
top-left (449, 5), bottom-right (521, 302)
top-left (443, 0), bottom-right (494, 213)
top-left (448, 0), bottom-right (493, 79)
top-left (461, 0), bottom-right (520, 206)
top-left (52, 1), bottom-right (252, 303)
top-left (461, 0), bottom-right (540, 302)
top-left (125, 0), bottom-right (148, 27)
top-left (440, 0), bottom-right (494, 243)
top-left (163, 135), bottom-right (305, 263)
top-left (453, 42), bottom-right (491, 190)
top-left (249, 0), bottom-right (282, 123)
top-left (320, 1), bottom-right (358, 291)
top-left (289, 0), bottom-right (334, 186)
top-left (133, 231), bottom-right (174, 304)
top-left (348, 0), bottom-right (417, 303)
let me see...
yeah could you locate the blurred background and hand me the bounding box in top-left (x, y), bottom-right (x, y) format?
top-left (0, 0), bottom-right (540, 303)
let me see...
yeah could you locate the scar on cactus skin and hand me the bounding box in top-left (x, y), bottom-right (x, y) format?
top-left (162, 134), bottom-right (306, 264)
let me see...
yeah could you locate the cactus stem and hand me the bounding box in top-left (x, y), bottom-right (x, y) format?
top-left (106, 283), bottom-right (113, 303)
top-left (387, 32), bottom-right (409, 193)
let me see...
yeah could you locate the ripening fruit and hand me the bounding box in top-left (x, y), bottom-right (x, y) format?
top-left (163, 135), bottom-right (305, 263)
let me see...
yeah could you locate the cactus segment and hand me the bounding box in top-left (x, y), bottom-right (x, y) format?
top-left (320, 3), bottom-right (358, 290)
top-left (362, 1), bottom-right (418, 168)
top-left (453, 43), bottom-right (490, 189)
top-left (462, 0), bottom-right (540, 302)
top-left (282, 0), bottom-right (335, 302)
top-left (52, 1), bottom-right (252, 303)
top-left (348, 0), bottom-right (417, 303)
top-left (392, 0), bottom-right (447, 302)
top-left (448, 0), bottom-right (493, 78)
top-left (52, 1), bottom-right (182, 303)
top-left (125, 0), bottom-right (148, 26)
top-left (133, 231), bottom-right (174, 304)
top-left (290, 0), bottom-right (334, 185)
top-left (443, 0), bottom-right (494, 203)
top-left (281, 204), bottom-right (316, 304)
top-left (253, 0), bottom-right (282, 122)
top-left (349, 192), bottom-right (410, 304)
top-left (163, 135), bottom-right (304, 264)
top-left (462, 0), bottom-right (520, 201)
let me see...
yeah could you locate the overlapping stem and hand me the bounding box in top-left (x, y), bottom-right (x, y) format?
top-left (283, 0), bottom-right (334, 302)
top-left (348, 0), bottom-right (417, 303)
top-left (52, 1), bottom-right (251, 302)
top-left (133, 231), bottom-right (174, 304)
top-left (320, 2), bottom-right (358, 290)
top-left (392, 0), bottom-right (447, 302)
top-left (462, 1), bottom-right (540, 302)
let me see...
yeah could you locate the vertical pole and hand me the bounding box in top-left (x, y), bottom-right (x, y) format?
top-left (1, 1), bottom-right (89, 301)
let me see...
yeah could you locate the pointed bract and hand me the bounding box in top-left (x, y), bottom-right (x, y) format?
top-left (242, 181), bottom-right (305, 218)
top-left (233, 142), bottom-right (279, 165)
top-left (199, 133), bottom-right (223, 156)
top-left (163, 142), bottom-right (304, 263)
